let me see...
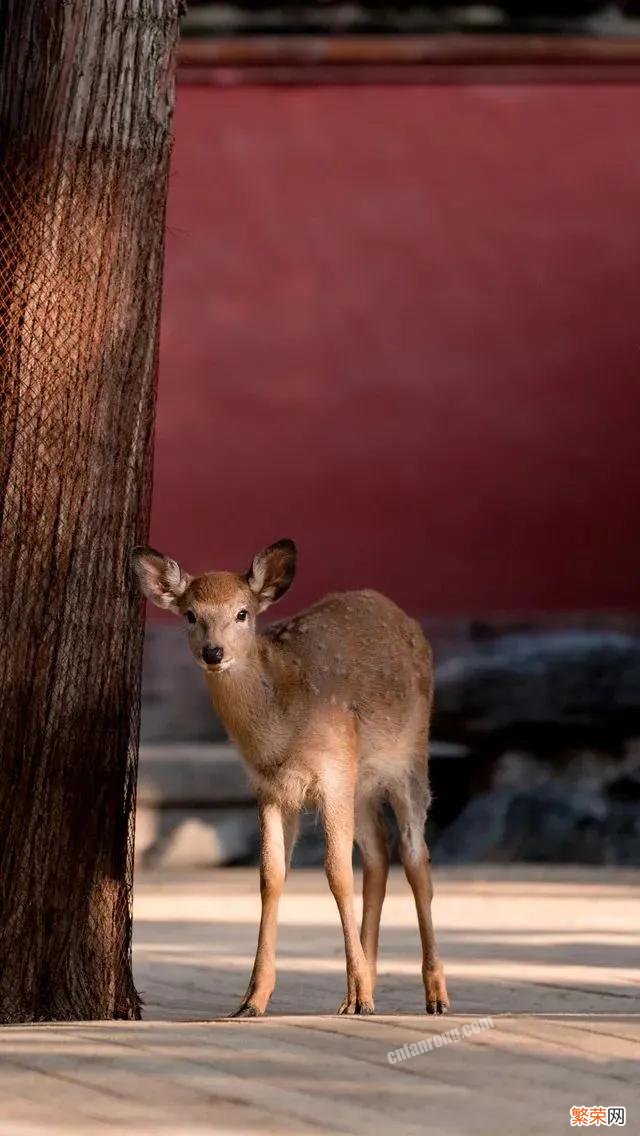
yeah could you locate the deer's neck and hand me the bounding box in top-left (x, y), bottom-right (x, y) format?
top-left (203, 638), bottom-right (292, 768)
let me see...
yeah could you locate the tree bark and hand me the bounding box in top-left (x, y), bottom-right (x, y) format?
top-left (0, 0), bottom-right (181, 1021)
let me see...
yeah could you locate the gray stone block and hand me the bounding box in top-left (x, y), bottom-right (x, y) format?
top-left (138, 743), bottom-right (254, 806)
top-left (135, 804), bottom-right (259, 868)
top-left (434, 630), bottom-right (640, 749)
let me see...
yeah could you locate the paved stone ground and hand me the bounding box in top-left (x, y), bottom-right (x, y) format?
top-left (1, 866), bottom-right (638, 1135)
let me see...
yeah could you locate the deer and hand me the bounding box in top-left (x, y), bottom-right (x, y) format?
top-left (132, 539), bottom-right (449, 1017)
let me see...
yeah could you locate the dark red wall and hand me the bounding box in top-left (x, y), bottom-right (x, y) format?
top-left (152, 83), bottom-right (640, 617)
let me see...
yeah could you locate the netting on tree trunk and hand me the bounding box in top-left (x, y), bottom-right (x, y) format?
top-left (0, 139), bottom-right (170, 1021)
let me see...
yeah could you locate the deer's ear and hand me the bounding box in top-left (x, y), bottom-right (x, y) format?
top-left (131, 546), bottom-right (191, 613)
top-left (246, 539), bottom-right (297, 612)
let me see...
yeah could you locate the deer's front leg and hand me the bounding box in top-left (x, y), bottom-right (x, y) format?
top-left (322, 788), bottom-right (374, 1016)
top-left (233, 799), bottom-right (298, 1017)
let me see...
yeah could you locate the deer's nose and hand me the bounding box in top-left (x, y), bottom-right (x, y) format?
top-left (202, 644), bottom-right (224, 666)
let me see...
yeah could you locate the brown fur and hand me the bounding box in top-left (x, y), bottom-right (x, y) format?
top-left (132, 540), bottom-right (449, 1016)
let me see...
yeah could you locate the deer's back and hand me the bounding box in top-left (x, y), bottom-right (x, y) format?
top-left (265, 589), bottom-right (433, 734)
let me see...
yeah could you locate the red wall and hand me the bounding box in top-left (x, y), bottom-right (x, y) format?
top-left (152, 83), bottom-right (640, 617)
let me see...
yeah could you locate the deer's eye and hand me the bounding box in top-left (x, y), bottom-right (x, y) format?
top-left (185, 610), bottom-right (196, 624)
top-left (236, 609), bottom-right (248, 622)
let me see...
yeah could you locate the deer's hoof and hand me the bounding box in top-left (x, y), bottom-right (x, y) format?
top-left (230, 1003), bottom-right (263, 1018)
top-left (425, 967), bottom-right (449, 1015)
top-left (426, 999), bottom-right (449, 1015)
top-left (337, 997), bottom-right (375, 1016)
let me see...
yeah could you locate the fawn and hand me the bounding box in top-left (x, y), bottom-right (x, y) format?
top-left (132, 539), bottom-right (449, 1017)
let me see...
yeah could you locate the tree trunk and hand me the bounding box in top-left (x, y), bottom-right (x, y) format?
top-left (0, 0), bottom-right (181, 1021)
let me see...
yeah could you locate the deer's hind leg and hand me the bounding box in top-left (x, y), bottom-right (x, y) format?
top-left (389, 771), bottom-right (449, 1015)
top-left (355, 794), bottom-right (390, 995)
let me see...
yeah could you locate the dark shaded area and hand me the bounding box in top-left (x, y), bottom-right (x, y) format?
top-left (434, 778), bottom-right (640, 865)
top-left (433, 631), bottom-right (640, 752)
top-left (183, 1), bottom-right (640, 37)
top-left (430, 631), bottom-right (640, 863)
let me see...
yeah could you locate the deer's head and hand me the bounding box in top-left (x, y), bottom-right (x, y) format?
top-left (132, 539), bottom-right (296, 672)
